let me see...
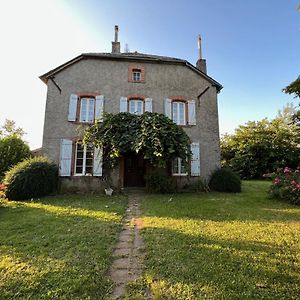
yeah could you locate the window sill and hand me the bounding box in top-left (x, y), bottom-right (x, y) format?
top-left (172, 173), bottom-right (188, 177)
top-left (128, 80), bottom-right (145, 83)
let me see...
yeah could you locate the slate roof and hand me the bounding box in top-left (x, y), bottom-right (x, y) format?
top-left (39, 52), bottom-right (222, 92)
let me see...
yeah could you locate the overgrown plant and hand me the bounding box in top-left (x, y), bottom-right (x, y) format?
top-left (209, 168), bottom-right (241, 193)
top-left (4, 157), bottom-right (58, 200)
top-left (83, 112), bottom-right (191, 168)
top-left (269, 167), bottom-right (300, 205)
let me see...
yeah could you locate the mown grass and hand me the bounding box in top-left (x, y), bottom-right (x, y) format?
top-left (0, 194), bottom-right (127, 299)
top-left (126, 181), bottom-right (300, 299)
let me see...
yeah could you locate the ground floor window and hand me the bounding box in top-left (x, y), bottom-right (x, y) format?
top-left (172, 157), bottom-right (187, 176)
top-left (75, 143), bottom-right (94, 175)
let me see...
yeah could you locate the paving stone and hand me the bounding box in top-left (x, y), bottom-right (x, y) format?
top-left (111, 257), bottom-right (130, 269)
top-left (113, 248), bottom-right (130, 257)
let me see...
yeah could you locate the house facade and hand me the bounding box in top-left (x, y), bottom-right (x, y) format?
top-left (40, 26), bottom-right (222, 191)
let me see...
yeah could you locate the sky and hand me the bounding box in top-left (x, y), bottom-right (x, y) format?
top-left (0, 0), bottom-right (299, 149)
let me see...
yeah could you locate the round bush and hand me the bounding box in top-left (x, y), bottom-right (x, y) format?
top-left (145, 169), bottom-right (176, 193)
top-left (4, 157), bottom-right (58, 200)
top-left (209, 168), bottom-right (241, 193)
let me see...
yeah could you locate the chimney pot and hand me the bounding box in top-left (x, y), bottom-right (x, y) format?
top-left (196, 33), bottom-right (207, 73)
top-left (112, 25), bottom-right (120, 54)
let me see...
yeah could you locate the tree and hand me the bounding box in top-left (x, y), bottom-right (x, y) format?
top-left (0, 119), bottom-right (25, 138)
top-left (221, 107), bottom-right (300, 179)
top-left (0, 135), bottom-right (31, 179)
top-left (83, 112), bottom-right (191, 168)
top-left (283, 76), bottom-right (300, 127)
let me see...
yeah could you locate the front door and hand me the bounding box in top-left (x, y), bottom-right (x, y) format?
top-left (124, 153), bottom-right (145, 187)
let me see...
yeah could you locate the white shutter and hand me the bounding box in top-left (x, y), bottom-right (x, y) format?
top-left (188, 100), bottom-right (196, 125)
top-left (164, 98), bottom-right (172, 119)
top-left (95, 95), bottom-right (104, 122)
top-left (145, 98), bottom-right (153, 112)
top-left (191, 142), bottom-right (200, 176)
top-left (59, 139), bottom-right (73, 176)
top-left (93, 147), bottom-right (103, 176)
top-left (68, 94), bottom-right (78, 121)
top-left (120, 97), bottom-right (128, 112)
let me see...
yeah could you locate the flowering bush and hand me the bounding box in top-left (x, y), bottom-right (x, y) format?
top-left (269, 167), bottom-right (300, 205)
top-left (0, 182), bottom-right (6, 198)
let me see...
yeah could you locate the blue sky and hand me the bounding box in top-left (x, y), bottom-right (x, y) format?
top-left (0, 0), bottom-right (299, 148)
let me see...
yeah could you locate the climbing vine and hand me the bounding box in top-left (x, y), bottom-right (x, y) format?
top-left (83, 112), bottom-right (191, 167)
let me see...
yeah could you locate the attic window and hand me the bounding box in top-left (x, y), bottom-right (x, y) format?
top-left (128, 66), bottom-right (145, 83)
top-left (132, 69), bottom-right (141, 81)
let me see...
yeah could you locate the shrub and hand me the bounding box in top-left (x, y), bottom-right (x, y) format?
top-left (182, 179), bottom-right (210, 192)
top-left (209, 168), bottom-right (241, 193)
top-left (145, 169), bottom-right (176, 193)
top-left (0, 135), bottom-right (31, 179)
top-left (269, 167), bottom-right (300, 205)
top-left (4, 157), bottom-right (58, 200)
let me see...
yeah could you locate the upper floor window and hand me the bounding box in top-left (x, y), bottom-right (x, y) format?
top-left (80, 97), bottom-right (95, 123)
top-left (164, 98), bottom-right (196, 126)
top-left (172, 101), bottom-right (186, 125)
top-left (128, 65), bottom-right (145, 83)
top-left (132, 69), bottom-right (141, 81)
top-left (68, 94), bottom-right (104, 123)
top-left (129, 99), bottom-right (143, 115)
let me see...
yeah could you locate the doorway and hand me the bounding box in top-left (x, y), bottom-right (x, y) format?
top-left (124, 153), bottom-right (145, 187)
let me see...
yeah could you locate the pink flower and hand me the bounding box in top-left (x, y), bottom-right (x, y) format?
top-left (284, 167), bottom-right (291, 174)
top-left (274, 177), bottom-right (281, 185)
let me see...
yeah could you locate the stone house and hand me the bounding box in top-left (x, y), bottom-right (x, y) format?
top-left (40, 26), bottom-right (222, 191)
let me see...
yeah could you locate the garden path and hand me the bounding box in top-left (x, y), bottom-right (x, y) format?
top-left (108, 190), bottom-right (148, 299)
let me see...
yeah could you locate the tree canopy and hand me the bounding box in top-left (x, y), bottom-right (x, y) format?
top-left (83, 112), bottom-right (191, 168)
top-left (221, 106), bottom-right (300, 179)
top-left (0, 119), bottom-right (25, 138)
top-left (283, 76), bottom-right (300, 127)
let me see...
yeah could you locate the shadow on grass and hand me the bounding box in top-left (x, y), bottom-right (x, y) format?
top-left (141, 226), bottom-right (299, 299)
top-left (0, 198), bottom-right (126, 299)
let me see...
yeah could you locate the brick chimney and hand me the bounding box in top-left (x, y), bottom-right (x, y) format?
top-left (112, 25), bottom-right (120, 54)
top-left (196, 34), bottom-right (207, 73)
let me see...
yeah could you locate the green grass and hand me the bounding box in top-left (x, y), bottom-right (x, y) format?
top-left (127, 181), bottom-right (300, 299)
top-left (0, 194), bottom-right (127, 299)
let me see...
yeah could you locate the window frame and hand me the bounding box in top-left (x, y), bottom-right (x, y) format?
top-left (128, 66), bottom-right (145, 83)
top-left (129, 98), bottom-right (144, 115)
top-left (74, 142), bottom-right (94, 176)
top-left (172, 100), bottom-right (187, 126)
top-left (78, 97), bottom-right (95, 123)
top-left (172, 157), bottom-right (188, 176)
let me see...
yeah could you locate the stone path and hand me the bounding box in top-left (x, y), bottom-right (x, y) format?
top-left (109, 191), bottom-right (145, 299)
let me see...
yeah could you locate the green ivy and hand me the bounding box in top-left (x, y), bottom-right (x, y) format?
top-left (83, 112), bottom-right (191, 167)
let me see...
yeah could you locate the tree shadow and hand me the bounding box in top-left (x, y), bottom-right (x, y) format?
top-left (141, 226), bottom-right (299, 299)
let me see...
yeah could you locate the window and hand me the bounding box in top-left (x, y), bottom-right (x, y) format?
top-left (172, 101), bottom-right (186, 125)
top-left (129, 99), bottom-right (143, 115)
top-left (172, 157), bottom-right (187, 176)
top-left (75, 143), bottom-right (94, 175)
top-left (132, 69), bottom-right (141, 81)
top-left (128, 66), bottom-right (145, 83)
top-left (80, 97), bottom-right (95, 123)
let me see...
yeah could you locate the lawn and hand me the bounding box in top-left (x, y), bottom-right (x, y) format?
top-left (0, 194), bottom-right (127, 299)
top-left (126, 181), bottom-right (300, 299)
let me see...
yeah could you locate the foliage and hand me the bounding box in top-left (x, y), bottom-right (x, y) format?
top-left (4, 157), bottom-right (58, 200)
top-left (182, 178), bottom-right (210, 192)
top-left (0, 119), bottom-right (25, 138)
top-left (83, 112), bottom-right (191, 168)
top-left (0, 135), bottom-right (31, 178)
top-left (282, 76), bottom-right (300, 127)
top-left (269, 166), bottom-right (300, 205)
top-left (145, 169), bottom-right (176, 193)
top-left (133, 181), bottom-right (300, 299)
top-left (0, 194), bottom-right (127, 299)
top-left (221, 110), bottom-right (300, 179)
top-left (209, 168), bottom-right (241, 193)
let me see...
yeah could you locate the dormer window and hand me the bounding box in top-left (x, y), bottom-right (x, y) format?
top-left (132, 69), bottom-right (141, 81)
top-left (128, 66), bottom-right (145, 83)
